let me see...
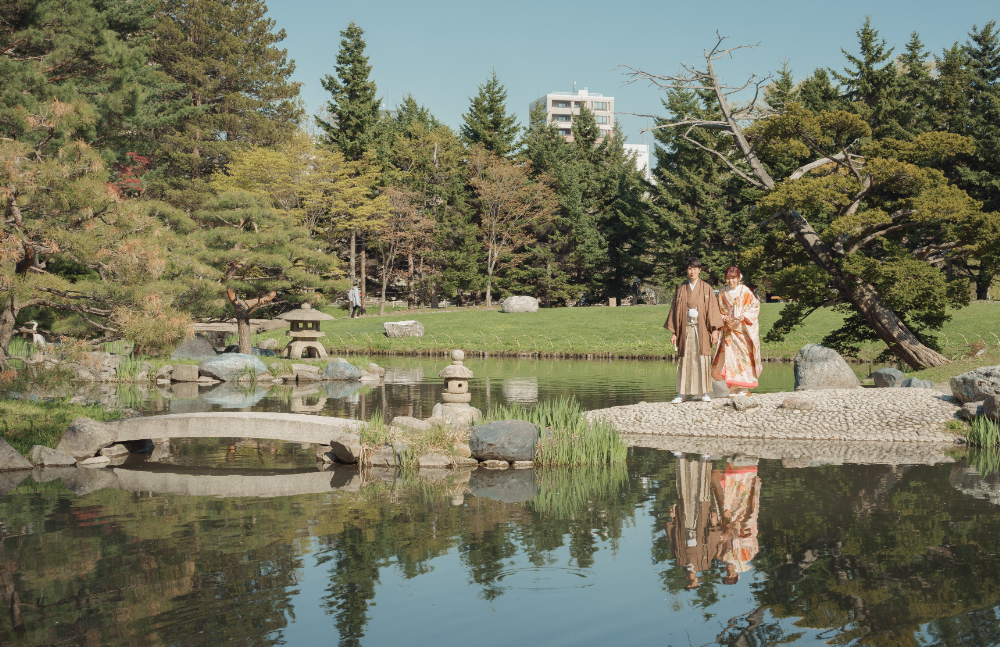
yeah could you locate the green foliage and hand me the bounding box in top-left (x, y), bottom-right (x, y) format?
top-left (965, 415), bottom-right (1000, 448)
top-left (317, 22), bottom-right (381, 161)
top-left (460, 70), bottom-right (520, 158)
top-left (830, 16), bottom-right (904, 138)
top-left (0, 398), bottom-right (125, 454)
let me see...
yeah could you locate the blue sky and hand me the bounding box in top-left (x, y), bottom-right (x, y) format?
top-left (267, 0), bottom-right (997, 147)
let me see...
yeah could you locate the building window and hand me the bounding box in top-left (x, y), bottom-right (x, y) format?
top-left (559, 129), bottom-right (571, 136)
top-left (593, 102), bottom-right (608, 111)
top-left (554, 114), bottom-right (571, 122)
top-left (554, 101), bottom-right (570, 108)
top-left (596, 115), bottom-right (608, 124)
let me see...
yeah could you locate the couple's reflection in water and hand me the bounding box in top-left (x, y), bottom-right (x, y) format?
top-left (665, 454), bottom-right (761, 590)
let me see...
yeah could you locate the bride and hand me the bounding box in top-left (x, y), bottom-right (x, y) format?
top-left (711, 267), bottom-right (762, 394)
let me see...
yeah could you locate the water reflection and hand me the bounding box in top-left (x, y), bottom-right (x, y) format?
top-left (5, 446), bottom-right (1000, 646)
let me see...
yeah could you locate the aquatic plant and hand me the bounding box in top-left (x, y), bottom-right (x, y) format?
top-left (965, 415), bottom-right (1000, 449)
top-left (115, 354), bottom-right (145, 382)
top-left (532, 464), bottom-right (629, 517)
top-left (8, 337), bottom-right (34, 359)
top-left (483, 396), bottom-right (628, 466)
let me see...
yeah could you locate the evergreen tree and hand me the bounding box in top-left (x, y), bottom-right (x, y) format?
top-left (831, 16), bottom-right (904, 138)
top-left (460, 70), bottom-right (520, 158)
top-left (799, 68), bottom-right (841, 113)
top-left (935, 42), bottom-right (972, 135)
top-left (317, 22), bottom-right (382, 162)
top-left (765, 59), bottom-right (801, 110)
top-left (896, 32), bottom-right (937, 135)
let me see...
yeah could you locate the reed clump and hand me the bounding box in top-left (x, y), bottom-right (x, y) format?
top-left (483, 396), bottom-right (627, 466)
top-left (965, 415), bottom-right (1000, 449)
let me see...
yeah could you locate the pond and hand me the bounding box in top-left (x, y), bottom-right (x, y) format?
top-left (2, 441), bottom-right (1000, 646)
top-left (87, 356), bottom-right (870, 419)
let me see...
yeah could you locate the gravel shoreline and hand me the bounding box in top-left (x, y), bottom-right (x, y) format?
top-left (587, 388), bottom-right (963, 444)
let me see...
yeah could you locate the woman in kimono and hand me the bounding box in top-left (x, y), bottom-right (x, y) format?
top-left (711, 457), bottom-right (761, 585)
top-left (712, 266), bottom-right (762, 394)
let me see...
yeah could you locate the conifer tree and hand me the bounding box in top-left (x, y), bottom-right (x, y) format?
top-left (765, 60), bottom-right (801, 110)
top-left (799, 69), bottom-right (841, 113)
top-left (896, 32), bottom-right (937, 135)
top-left (831, 16), bottom-right (904, 138)
top-left (317, 22), bottom-right (382, 162)
top-left (460, 71), bottom-right (521, 158)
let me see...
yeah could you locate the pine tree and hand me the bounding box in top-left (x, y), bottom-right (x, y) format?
top-left (831, 16), bottom-right (904, 138)
top-left (799, 69), bottom-right (841, 113)
top-left (460, 71), bottom-right (521, 158)
top-left (896, 32), bottom-right (937, 135)
top-left (317, 22), bottom-right (382, 162)
top-left (935, 42), bottom-right (972, 135)
top-left (765, 59), bottom-right (801, 110)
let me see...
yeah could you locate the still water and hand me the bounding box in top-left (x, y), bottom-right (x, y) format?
top-left (3, 443), bottom-right (1000, 646)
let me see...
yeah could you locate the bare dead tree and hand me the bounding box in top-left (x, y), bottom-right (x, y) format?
top-left (620, 33), bottom-right (953, 369)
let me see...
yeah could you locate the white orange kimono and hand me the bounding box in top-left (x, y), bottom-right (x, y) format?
top-left (711, 284), bottom-right (762, 389)
top-left (712, 464), bottom-right (761, 574)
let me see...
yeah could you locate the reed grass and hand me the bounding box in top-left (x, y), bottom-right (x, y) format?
top-left (532, 465), bottom-right (629, 516)
top-left (115, 354), bottom-right (145, 382)
top-left (965, 415), bottom-right (1000, 448)
top-left (482, 396), bottom-right (628, 466)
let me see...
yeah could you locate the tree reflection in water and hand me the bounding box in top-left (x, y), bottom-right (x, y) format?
top-left (2, 449), bottom-right (1000, 646)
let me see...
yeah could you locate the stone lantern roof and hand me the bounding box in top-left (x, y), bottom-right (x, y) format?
top-left (275, 303), bottom-right (334, 322)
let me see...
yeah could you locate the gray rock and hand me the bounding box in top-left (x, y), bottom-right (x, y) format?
top-left (418, 453), bottom-right (454, 468)
top-left (60, 467), bottom-right (119, 496)
top-left (100, 444), bottom-right (130, 458)
top-left (197, 354), bottom-right (267, 382)
top-left (321, 381), bottom-right (363, 399)
top-left (960, 401), bottom-right (985, 420)
top-left (453, 442), bottom-right (472, 458)
top-left (367, 443), bottom-right (411, 468)
top-left (391, 416), bottom-right (432, 433)
top-left (901, 377), bottom-right (934, 389)
top-left (148, 442), bottom-right (171, 462)
top-left (782, 398), bottom-right (814, 411)
top-left (222, 344), bottom-right (276, 357)
top-left (511, 461), bottom-right (534, 469)
top-left (469, 420), bottom-right (540, 462)
top-left (171, 335), bottom-right (218, 360)
top-left (481, 460), bottom-right (509, 469)
top-left (29, 445), bottom-right (77, 467)
top-left (985, 395), bottom-right (1000, 422)
top-left (155, 365), bottom-right (174, 380)
top-left (321, 358), bottom-right (363, 381)
top-left (711, 379), bottom-right (731, 398)
top-left (292, 364), bottom-right (322, 382)
top-left (950, 366), bottom-right (1000, 404)
top-left (731, 395), bottom-right (760, 411)
top-left (171, 364), bottom-right (199, 382)
top-left (793, 344), bottom-right (862, 391)
top-left (0, 438), bottom-right (33, 471)
top-left (56, 417), bottom-right (118, 459)
top-left (442, 405), bottom-right (482, 429)
top-left (500, 296), bottom-right (539, 313)
top-left (469, 468), bottom-right (539, 503)
top-left (431, 403), bottom-right (444, 419)
top-left (200, 384), bottom-right (269, 408)
top-left (873, 367), bottom-right (905, 388)
top-left (0, 471), bottom-right (30, 496)
top-left (79, 455), bottom-right (111, 467)
top-left (383, 320), bottom-right (425, 338)
top-left (367, 363), bottom-right (385, 377)
top-left (454, 456), bottom-right (479, 468)
top-left (259, 338), bottom-right (279, 350)
top-left (329, 431), bottom-right (363, 464)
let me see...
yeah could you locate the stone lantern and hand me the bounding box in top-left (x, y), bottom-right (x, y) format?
top-left (275, 303), bottom-right (334, 359)
top-left (439, 349), bottom-right (473, 406)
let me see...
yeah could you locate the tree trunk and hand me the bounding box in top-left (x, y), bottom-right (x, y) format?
top-left (407, 253), bottom-right (414, 309)
top-left (0, 295), bottom-right (19, 369)
top-left (360, 242), bottom-right (367, 314)
top-left (349, 229), bottom-right (357, 284)
top-left (236, 313), bottom-right (253, 355)
top-left (485, 249), bottom-right (493, 307)
top-left (380, 276), bottom-right (388, 315)
top-left (781, 211), bottom-right (949, 369)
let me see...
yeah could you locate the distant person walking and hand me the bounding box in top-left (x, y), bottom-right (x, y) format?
top-left (712, 266), bottom-right (762, 394)
top-left (347, 282), bottom-right (362, 318)
top-left (665, 258), bottom-right (722, 403)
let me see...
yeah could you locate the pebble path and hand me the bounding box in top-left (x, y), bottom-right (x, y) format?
top-left (587, 388), bottom-right (963, 444)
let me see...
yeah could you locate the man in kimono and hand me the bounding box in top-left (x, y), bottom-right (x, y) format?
top-left (664, 258), bottom-right (722, 403)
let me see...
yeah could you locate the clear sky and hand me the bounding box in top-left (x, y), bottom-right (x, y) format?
top-left (266, 0), bottom-right (998, 148)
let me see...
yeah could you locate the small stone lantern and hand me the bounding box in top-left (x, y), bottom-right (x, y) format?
top-left (276, 303), bottom-right (334, 359)
top-left (439, 349), bottom-right (473, 407)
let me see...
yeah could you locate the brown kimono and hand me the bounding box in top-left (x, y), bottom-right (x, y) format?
top-left (664, 279), bottom-right (723, 357)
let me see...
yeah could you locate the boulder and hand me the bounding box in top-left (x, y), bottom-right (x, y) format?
top-left (154, 365), bottom-right (174, 381)
top-left (56, 417), bottom-right (118, 459)
top-left (454, 456), bottom-right (479, 468)
top-left (197, 354), bottom-right (267, 382)
top-left (0, 438), bottom-right (33, 471)
top-left (367, 443), bottom-right (411, 468)
top-left (711, 379), bottom-right (731, 399)
top-left (367, 363), bottom-right (385, 377)
top-left (481, 460), bottom-right (509, 469)
top-left (782, 398), bottom-right (814, 411)
top-left (329, 431), bottom-right (363, 464)
top-left (469, 468), bottom-right (539, 503)
top-left (985, 395), bottom-right (1000, 422)
top-left (418, 453), bottom-right (454, 469)
top-left (731, 395), bottom-right (760, 411)
top-left (960, 401), bottom-right (984, 421)
top-left (359, 371), bottom-right (381, 384)
top-left (171, 364), bottom-right (199, 382)
top-left (222, 344), bottom-right (276, 357)
top-left (950, 366), bottom-right (1000, 404)
top-left (793, 344), bottom-right (862, 391)
top-left (100, 444), bottom-right (130, 458)
top-left (442, 405), bottom-right (482, 429)
top-left (29, 445), bottom-right (77, 467)
top-left (453, 442), bottom-right (472, 458)
top-left (901, 377), bottom-right (934, 389)
top-left (292, 364), bottom-right (322, 382)
top-left (322, 358), bottom-right (363, 381)
top-left (873, 367), bottom-right (905, 388)
top-left (171, 335), bottom-right (218, 360)
top-left (0, 471), bottom-right (30, 496)
top-left (259, 338), bottom-right (279, 350)
top-left (383, 320), bottom-right (425, 338)
top-left (391, 416), bottom-right (432, 433)
top-left (79, 455), bottom-right (111, 467)
top-left (501, 296), bottom-right (539, 313)
top-left (469, 420), bottom-right (540, 462)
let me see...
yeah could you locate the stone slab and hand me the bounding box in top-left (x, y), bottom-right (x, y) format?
top-left (106, 412), bottom-right (366, 445)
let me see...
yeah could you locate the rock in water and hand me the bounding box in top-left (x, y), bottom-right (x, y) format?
top-left (951, 366), bottom-right (1000, 404)
top-left (171, 335), bottom-right (218, 360)
top-left (197, 354), bottom-right (267, 382)
top-left (469, 420), bottom-right (540, 462)
top-left (793, 344), bottom-right (862, 391)
top-left (417, 453), bottom-right (454, 468)
top-left (383, 320), bottom-right (425, 338)
top-left (391, 416), bottom-right (432, 433)
top-left (29, 445), bottom-right (77, 467)
top-left (470, 469), bottom-right (539, 503)
top-left (329, 431), bottom-right (363, 464)
top-left (0, 438), bottom-right (33, 471)
top-left (321, 358), bottom-right (363, 381)
top-left (500, 296), bottom-right (539, 313)
top-left (901, 377), bottom-right (934, 389)
top-left (873, 367), bottom-right (904, 388)
top-left (56, 417), bottom-right (118, 459)
top-left (985, 395), bottom-right (1000, 422)
top-left (171, 364), bottom-right (199, 382)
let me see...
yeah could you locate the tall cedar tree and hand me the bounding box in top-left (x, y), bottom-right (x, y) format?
top-left (317, 22), bottom-right (381, 162)
top-left (461, 71), bottom-right (521, 158)
top-left (896, 32), bottom-right (937, 136)
top-left (149, 0), bottom-right (302, 208)
top-left (831, 16), bottom-right (904, 138)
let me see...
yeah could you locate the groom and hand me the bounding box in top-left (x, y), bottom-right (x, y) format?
top-left (664, 258), bottom-right (722, 403)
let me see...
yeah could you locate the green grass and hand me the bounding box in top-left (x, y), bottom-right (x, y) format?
top-left (965, 415), bottom-right (1000, 449)
top-left (482, 396), bottom-right (628, 466)
top-left (0, 399), bottom-right (126, 455)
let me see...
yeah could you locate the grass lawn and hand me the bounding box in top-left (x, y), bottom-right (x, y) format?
top-left (0, 400), bottom-right (126, 455)
top-left (250, 302), bottom-right (1000, 368)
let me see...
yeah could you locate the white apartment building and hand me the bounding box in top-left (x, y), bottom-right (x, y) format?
top-left (623, 143), bottom-right (653, 182)
top-left (529, 88), bottom-right (614, 142)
